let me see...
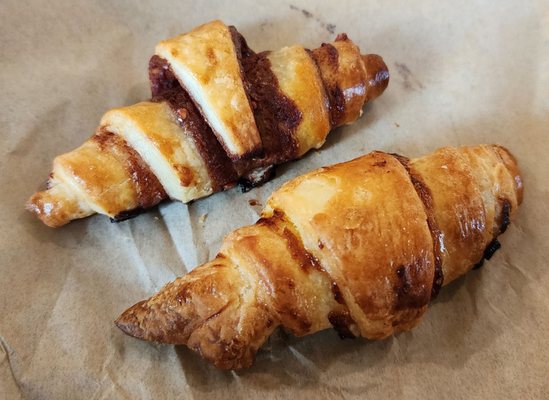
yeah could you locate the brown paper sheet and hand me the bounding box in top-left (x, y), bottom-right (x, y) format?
top-left (1, 0), bottom-right (548, 398)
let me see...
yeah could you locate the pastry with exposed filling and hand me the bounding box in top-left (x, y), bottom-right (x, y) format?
top-left (27, 20), bottom-right (389, 227)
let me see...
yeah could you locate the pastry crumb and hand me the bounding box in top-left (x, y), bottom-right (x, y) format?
top-left (199, 214), bottom-right (208, 224)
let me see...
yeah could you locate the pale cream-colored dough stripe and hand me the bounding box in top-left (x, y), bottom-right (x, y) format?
top-left (101, 101), bottom-right (212, 202)
top-left (44, 137), bottom-right (143, 219)
top-left (267, 45), bottom-right (331, 156)
top-left (155, 20), bottom-right (262, 160)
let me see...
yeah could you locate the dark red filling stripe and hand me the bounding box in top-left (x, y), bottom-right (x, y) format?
top-left (309, 43), bottom-right (346, 128)
top-left (149, 55), bottom-right (239, 192)
top-left (232, 27), bottom-right (301, 167)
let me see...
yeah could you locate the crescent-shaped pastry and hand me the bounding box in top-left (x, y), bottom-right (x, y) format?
top-left (116, 144), bottom-right (523, 369)
top-left (27, 20), bottom-right (389, 227)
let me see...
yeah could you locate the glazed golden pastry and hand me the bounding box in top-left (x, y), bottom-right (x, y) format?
top-left (116, 144), bottom-right (523, 369)
top-left (27, 20), bottom-right (389, 227)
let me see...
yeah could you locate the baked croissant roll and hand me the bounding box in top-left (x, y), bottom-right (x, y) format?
top-left (26, 20), bottom-right (389, 227)
top-left (115, 144), bottom-right (523, 370)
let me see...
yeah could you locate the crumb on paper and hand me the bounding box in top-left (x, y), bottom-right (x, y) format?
top-left (199, 214), bottom-right (207, 224)
top-left (248, 199), bottom-right (261, 207)
top-left (395, 122), bottom-right (400, 128)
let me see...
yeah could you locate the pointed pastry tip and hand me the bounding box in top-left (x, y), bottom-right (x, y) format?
top-left (490, 144), bottom-right (523, 205)
top-left (115, 300), bottom-right (148, 340)
top-left (27, 182), bottom-right (94, 227)
top-left (362, 54), bottom-right (390, 102)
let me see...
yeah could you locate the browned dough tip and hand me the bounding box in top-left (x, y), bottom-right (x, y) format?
top-left (491, 144), bottom-right (524, 205)
top-left (115, 301), bottom-right (148, 340)
top-left (26, 192), bottom-right (71, 228)
top-left (116, 299), bottom-right (185, 345)
top-left (362, 54), bottom-right (390, 102)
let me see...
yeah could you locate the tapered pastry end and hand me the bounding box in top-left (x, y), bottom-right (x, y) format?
top-left (115, 260), bottom-right (277, 369)
top-left (115, 297), bottom-right (189, 344)
top-left (491, 144), bottom-right (524, 205)
top-left (115, 300), bottom-right (149, 340)
top-left (362, 54), bottom-right (390, 102)
top-left (115, 296), bottom-right (257, 369)
top-left (26, 182), bottom-right (93, 228)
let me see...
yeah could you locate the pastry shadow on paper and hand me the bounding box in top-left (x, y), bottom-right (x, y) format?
top-left (20, 207), bottom-right (89, 248)
top-left (172, 328), bottom-right (390, 392)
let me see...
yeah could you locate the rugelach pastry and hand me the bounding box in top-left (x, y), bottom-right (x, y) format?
top-left (116, 144), bottom-right (523, 369)
top-left (27, 20), bottom-right (389, 227)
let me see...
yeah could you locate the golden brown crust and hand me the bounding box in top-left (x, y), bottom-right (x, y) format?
top-left (26, 181), bottom-right (94, 227)
top-left (492, 145), bottom-right (524, 205)
top-left (59, 137), bottom-right (136, 215)
top-left (410, 145), bottom-right (520, 284)
top-left (116, 144), bottom-right (523, 369)
top-left (221, 215), bottom-right (342, 337)
top-left (312, 37), bottom-right (366, 127)
top-left (266, 151), bottom-right (435, 338)
top-left (116, 257), bottom-right (276, 369)
top-left (391, 154), bottom-right (444, 299)
top-left (411, 148), bottom-right (489, 283)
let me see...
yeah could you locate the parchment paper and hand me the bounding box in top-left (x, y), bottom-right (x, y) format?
top-left (1, 0), bottom-right (548, 398)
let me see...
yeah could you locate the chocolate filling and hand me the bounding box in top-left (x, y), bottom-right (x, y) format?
top-left (258, 210), bottom-right (327, 276)
top-left (148, 26), bottom-right (302, 193)
top-left (473, 199), bottom-right (511, 269)
top-left (239, 165), bottom-right (276, 192)
top-left (234, 28), bottom-right (301, 166)
top-left (259, 209), bottom-right (358, 337)
top-left (111, 208), bottom-right (148, 223)
top-left (328, 310), bottom-right (356, 339)
top-left (393, 263), bottom-right (432, 310)
top-left (310, 43), bottom-right (345, 127)
top-left (473, 239), bottom-right (502, 270)
top-left (331, 282), bottom-right (345, 304)
top-left (498, 199), bottom-right (512, 234)
top-left (149, 55), bottom-right (238, 191)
